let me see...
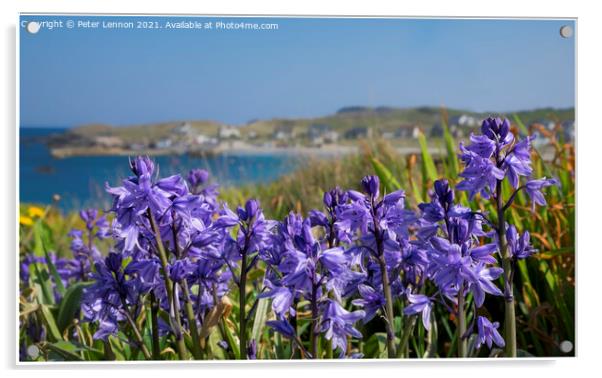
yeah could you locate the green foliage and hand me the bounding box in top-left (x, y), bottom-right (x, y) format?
top-left (57, 281), bottom-right (92, 334)
top-left (417, 129), bottom-right (438, 185)
top-left (371, 157), bottom-right (402, 192)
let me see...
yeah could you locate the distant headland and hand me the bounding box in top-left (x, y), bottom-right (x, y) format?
top-left (39, 106), bottom-right (575, 158)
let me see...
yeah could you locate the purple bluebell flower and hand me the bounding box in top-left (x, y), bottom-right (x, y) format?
top-left (351, 284), bottom-right (385, 323)
top-left (266, 318), bottom-right (297, 339)
top-left (129, 156), bottom-right (155, 177)
top-left (403, 293), bottom-right (433, 330)
top-left (506, 225), bottom-right (537, 259)
top-left (81, 253), bottom-right (143, 340)
top-left (189, 257), bottom-right (231, 313)
top-left (20, 253), bottom-right (77, 301)
top-left (399, 239), bottom-right (430, 286)
top-left (457, 146), bottom-right (505, 199)
top-left (457, 117), bottom-right (534, 198)
top-left (465, 134), bottom-right (497, 159)
top-left (105, 156), bottom-right (192, 255)
top-left (187, 169), bottom-right (209, 189)
top-left (336, 175), bottom-right (416, 357)
top-left (502, 136), bottom-right (535, 189)
top-left (169, 259), bottom-right (195, 282)
top-left (125, 258), bottom-right (162, 293)
top-left (525, 177), bottom-right (559, 211)
top-left (68, 208), bottom-right (108, 279)
top-left (434, 179), bottom-right (454, 209)
top-left (247, 339), bottom-right (257, 360)
top-left (469, 263), bottom-right (504, 307)
top-left (258, 284), bottom-right (294, 317)
top-left (320, 299), bottom-right (365, 357)
top-left (481, 117), bottom-right (512, 144)
top-left (476, 316), bottom-right (505, 349)
top-left (79, 209), bottom-right (99, 231)
top-left (361, 175), bottom-right (380, 200)
top-left (428, 235), bottom-right (502, 306)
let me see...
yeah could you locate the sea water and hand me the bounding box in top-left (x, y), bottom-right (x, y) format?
top-left (19, 128), bottom-right (302, 211)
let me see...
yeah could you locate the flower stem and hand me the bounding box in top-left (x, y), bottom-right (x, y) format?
top-left (150, 293), bottom-right (161, 360)
top-left (170, 222), bottom-right (203, 360)
top-left (310, 283), bottom-right (319, 358)
top-left (370, 198), bottom-right (397, 359)
top-left (181, 280), bottom-right (203, 359)
top-left (325, 339), bottom-right (333, 359)
top-left (397, 314), bottom-right (416, 358)
top-left (378, 255), bottom-right (398, 358)
top-left (457, 283), bottom-right (467, 358)
top-left (146, 209), bottom-right (187, 359)
top-left (120, 300), bottom-right (152, 360)
top-left (239, 246), bottom-right (248, 359)
top-left (171, 283), bottom-right (189, 360)
top-left (496, 181), bottom-right (517, 357)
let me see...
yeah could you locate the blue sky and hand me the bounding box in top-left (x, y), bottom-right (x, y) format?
top-left (19, 16), bottom-right (575, 127)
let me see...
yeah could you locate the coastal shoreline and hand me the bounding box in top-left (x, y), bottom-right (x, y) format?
top-left (48, 144), bottom-right (450, 159)
top-left (49, 142), bottom-right (362, 159)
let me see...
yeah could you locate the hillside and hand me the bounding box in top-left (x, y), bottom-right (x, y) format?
top-left (42, 106), bottom-right (575, 158)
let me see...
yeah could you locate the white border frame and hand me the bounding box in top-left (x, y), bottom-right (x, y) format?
top-left (3, 1), bottom-right (598, 377)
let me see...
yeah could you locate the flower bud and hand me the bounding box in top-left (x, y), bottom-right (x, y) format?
top-left (361, 175), bottom-right (380, 199)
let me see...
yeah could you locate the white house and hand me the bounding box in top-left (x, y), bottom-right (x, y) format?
top-left (219, 126), bottom-right (241, 139)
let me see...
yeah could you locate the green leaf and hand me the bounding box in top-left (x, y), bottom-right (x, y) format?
top-left (251, 296), bottom-right (269, 348)
top-left (57, 281), bottom-right (92, 333)
top-left (45, 341), bottom-right (85, 361)
top-left (512, 114), bottom-right (530, 135)
top-left (539, 260), bottom-right (574, 340)
top-left (32, 220), bottom-right (65, 297)
top-left (42, 243), bottom-right (66, 297)
top-left (32, 263), bottom-right (55, 305)
top-left (363, 333), bottom-right (387, 358)
top-left (32, 221), bottom-right (57, 270)
top-left (417, 130), bottom-right (438, 183)
top-left (39, 304), bottom-right (62, 341)
top-left (47, 340), bottom-right (105, 361)
top-left (371, 158), bottom-right (402, 193)
top-left (222, 319), bottom-right (240, 359)
top-left (441, 118), bottom-right (459, 177)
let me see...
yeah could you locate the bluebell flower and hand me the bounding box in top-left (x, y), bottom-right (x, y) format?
top-left (468, 263), bottom-right (504, 307)
top-left (258, 283), bottom-right (294, 317)
top-left (266, 317), bottom-right (297, 339)
top-left (187, 169), bottom-right (209, 191)
top-left (403, 292), bottom-right (433, 330)
top-left (247, 339), bottom-right (257, 360)
top-left (399, 239), bottom-right (430, 286)
top-left (351, 284), bottom-right (385, 323)
top-left (476, 316), bottom-right (505, 349)
top-left (525, 177), bottom-right (559, 211)
top-left (506, 225), bottom-right (537, 259)
top-left (169, 258), bottom-right (195, 282)
top-left (465, 134), bottom-right (497, 159)
top-left (481, 117), bottom-right (512, 145)
top-left (81, 253), bottom-right (143, 340)
top-left (502, 136), bottom-right (535, 189)
top-left (428, 235), bottom-right (502, 306)
top-left (361, 175), bottom-right (380, 200)
top-left (319, 299), bottom-right (365, 357)
top-left (457, 146), bottom-right (505, 199)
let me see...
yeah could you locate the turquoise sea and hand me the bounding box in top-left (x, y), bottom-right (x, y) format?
top-left (19, 128), bottom-right (302, 211)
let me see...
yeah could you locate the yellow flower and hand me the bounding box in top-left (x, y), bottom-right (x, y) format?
top-left (28, 206), bottom-right (45, 218)
top-left (20, 216), bottom-right (33, 226)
